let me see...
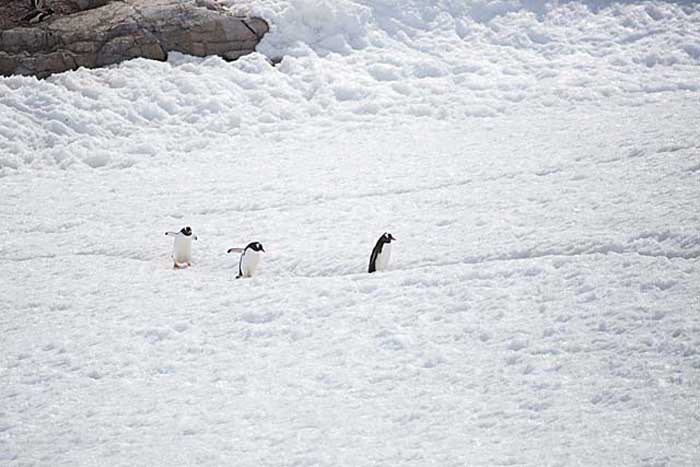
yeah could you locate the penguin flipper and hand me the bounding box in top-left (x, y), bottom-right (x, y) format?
top-left (227, 247), bottom-right (244, 254)
top-left (368, 241), bottom-right (382, 273)
top-left (368, 252), bottom-right (377, 273)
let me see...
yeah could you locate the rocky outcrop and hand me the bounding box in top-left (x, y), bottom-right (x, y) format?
top-left (0, 0), bottom-right (268, 78)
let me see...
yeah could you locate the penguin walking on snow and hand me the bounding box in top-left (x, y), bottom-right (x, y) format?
top-left (165, 226), bottom-right (197, 268)
top-left (368, 232), bottom-right (396, 273)
top-left (228, 242), bottom-right (265, 278)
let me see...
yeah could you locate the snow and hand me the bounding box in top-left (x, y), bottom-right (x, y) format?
top-left (1, 1), bottom-right (700, 466)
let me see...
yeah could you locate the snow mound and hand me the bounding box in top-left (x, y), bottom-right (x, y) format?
top-left (1, 1), bottom-right (698, 172)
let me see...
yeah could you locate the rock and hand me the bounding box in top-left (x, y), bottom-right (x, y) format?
top-left (0, 0), bottom-right (268, 78)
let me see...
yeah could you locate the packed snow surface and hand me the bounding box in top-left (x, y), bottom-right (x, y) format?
top-left (1, 0), bottom-right (700, 465)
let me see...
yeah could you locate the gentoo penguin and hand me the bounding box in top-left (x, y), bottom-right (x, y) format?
top-left (228, 242), bottom-right (265, 278)
top-left (164, 226), bottom-right (197, 268)
top-left (368, 232), bottom-right (396, 273)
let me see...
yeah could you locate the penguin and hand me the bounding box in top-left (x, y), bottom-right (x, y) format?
top-left (228, 242), bottom-right (265, 278)
top-left (368, 232), bottom-right (395, 273)
top-left (164, 226), bottom-right (197, 268)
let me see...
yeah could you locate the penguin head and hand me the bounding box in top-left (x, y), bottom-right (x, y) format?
top-left (382, 232), bottom-right (396, 243)
top-left (181, 226), bottom-right (193, 236)
top-left (247, 242), bottom-right (265, 253)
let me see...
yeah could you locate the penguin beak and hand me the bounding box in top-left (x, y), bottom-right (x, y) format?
top-left (193, 235), bottom-right (198, 240)
top-left (261, 247), bottom-right (266, 253)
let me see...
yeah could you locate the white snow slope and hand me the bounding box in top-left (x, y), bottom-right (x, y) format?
top-left (2, 1), bottom-right (700, 465)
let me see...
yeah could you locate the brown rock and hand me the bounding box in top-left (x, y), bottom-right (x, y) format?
top-left (0, 0), bottom-right (268, 78)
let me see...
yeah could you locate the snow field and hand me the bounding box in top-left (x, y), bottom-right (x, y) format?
top-left (2, 106), bottom-right (700, 465)
top-left (1, 0), bottom-right (700, 466)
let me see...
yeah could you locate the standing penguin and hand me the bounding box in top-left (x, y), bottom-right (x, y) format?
top-left (165, 226), bottom-right (197, 268)
top-left (228, 242), bottom-right (265, 278)
top-left (368, 232), bottom-right (396, 273)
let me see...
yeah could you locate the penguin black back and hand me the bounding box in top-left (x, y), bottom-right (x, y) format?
top-left (368, 232), bottom-right (395, 273)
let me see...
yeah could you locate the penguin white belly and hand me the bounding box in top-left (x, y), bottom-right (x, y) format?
top-left (173, 236), bottom-right (192, 265)
top-left (240, 250), bottom-right (261, 277)
top-left (375, 243), bottom-right (392, 271)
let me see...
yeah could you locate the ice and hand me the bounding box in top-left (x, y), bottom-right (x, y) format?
top-left (1, 0), bottom-right (700, 466)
